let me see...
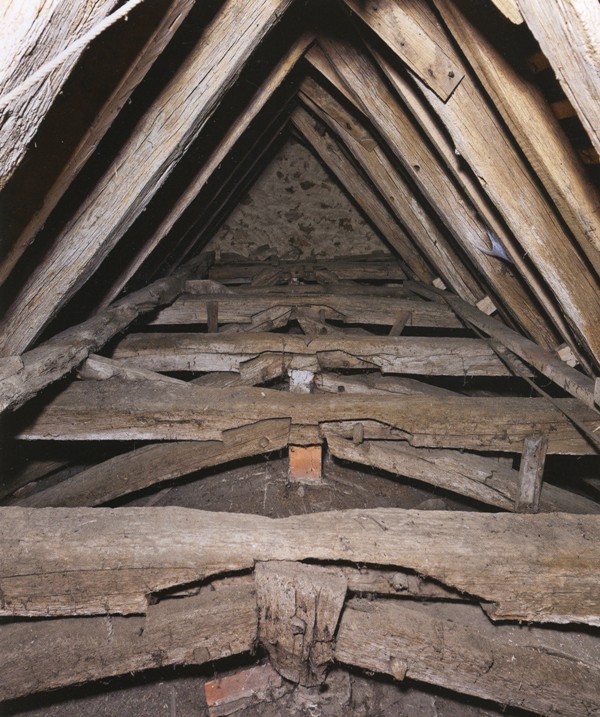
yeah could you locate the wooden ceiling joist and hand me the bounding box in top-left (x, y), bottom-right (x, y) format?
top-left (16, 379), bottom-right (599, 454)
top-left (1, 506), bottom-right (599, 623)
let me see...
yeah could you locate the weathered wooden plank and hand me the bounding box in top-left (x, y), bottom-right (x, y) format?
top-left (517, 0), bottom-right (600, 158)
top-left (336, 599), bottom-right (600, 716)
top-left (291, 106), bottom-right (434, 283)
top-left (1, 507), bottom-right (599, 623)
top-left (16, 419), bottom-right (290, 508)
top-left (0, 580), bottom-right (257, 701)
top-left (0, 0), bottom-right (294, 356)
top-left (209, 257), bottom-right (406, 284)
top-left (441, 290), bottom-right (598, 409)
top-left (150, 292), bottom-right (462, 327)
top-left (342, 0), bottom-right (463, 100)
top-left (15, 379), bottom-right (600, 454)
top-left (364, 0), bottom-right (600, 364)
top-left (78, 354), bottom-right (188, 385)
top-left (515, 433), bottom-right (548, 513)
top-left (255, 562), bottom-right (347, 685)
top-left (312, 40), bottom-right (558, 348)
top-left (314, 371), bottom-right (458, 398)
top-left (0, 0), bottom-right (197, 286)
top-left (112, 332), bottom-right (516, 376)
top-left (326, 434), bottom-right (599, 514)
top-left (0, 253), bottom-right (211, 414)
top-left (0, 0), bottom-right (120, 189)
top-left (299, 77), bottom-right (483, 303)
top-left (489, 0), bottom-right (523, 22)
top-left (99, 32), bottom-right (314, 307)
top-left (433, 0), bottom-right (600, 277)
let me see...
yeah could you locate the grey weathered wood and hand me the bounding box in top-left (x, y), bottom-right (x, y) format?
top-left (111, 333), bottom-right (515, 376)
top-left (100, 32), bottom-right (314, 307)
top-left (442, 290), bottom-right (598, 409)
top-left (256, 561), bottom-right (347, 685)
top-left (326, 434), bottom-right (599, 514)
top-left (0, 0), bottom-right (120, 190)
top-left (0, 0), bottom-right (294, 356)
top-left (209, 257), bottom-right (406, 284)
top-left (0, 580), bottom-right (257, 701)
top-left (16, 379), bottom-right (599, 454)
top-left (342, 0), bottom-right (463, 100)
top-left (0, 253), bottom-right (211, 414)
top-left (299, 77), bottom-right (483, 304)
top-left (0, 0), bottom-right (197, 285)
top-left (335, 599), bottom-right (600, 717)
top-left (16, 419), bottom-right (290, 508)
top-left (1, 507), bottom-right (600, 623)
top-left (433, 0), bottom-right (600, 277)
top-left (364, 0), bottom-right (600, 363)
top-left (517, 0), bottom-right (600, 158)
top-left (78, 354), bottom-right (188, 385)
top-left (310, 39), bottom-right (558, 349)
top-left (150, 292), bottom-right (462, 328)
top-left (315, 371), bottom-right (458, 398)
top-left (515, 433), bottom-right (548, 513)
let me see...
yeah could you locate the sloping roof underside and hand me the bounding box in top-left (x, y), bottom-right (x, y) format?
top-left (0, 0), bottom-right (599, 371)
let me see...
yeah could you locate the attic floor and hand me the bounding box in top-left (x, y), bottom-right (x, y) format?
top-left (4, 455), bottom-right (529, 717)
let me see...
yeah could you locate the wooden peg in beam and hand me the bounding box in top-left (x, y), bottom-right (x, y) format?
top-left (515, 433), bottom-right (548, 513)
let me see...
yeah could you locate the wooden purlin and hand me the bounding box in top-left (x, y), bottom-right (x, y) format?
top-left (0, 0), bottom-right (296, 357)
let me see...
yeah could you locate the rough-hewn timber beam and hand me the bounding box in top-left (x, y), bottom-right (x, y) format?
top-left (298, 77), bottom-right (484, 303)
top-left (1, 507), bottom-right (599, 623)
top-left (0, 253), bottom-right (211, 414)
top-left (354, 0), bottom-right (600, 364)
top-left (0, 0), bottom-right (197, 285)
top-left (0, 580), bottom-right (257, 701)
top-left (149, 291), bottom-right (461, 327)
top-left (516, 0), bottom-right (600, 158)
top-left (111, 332), bottom-right (518, 376)
top-left (0, 0), bottom-right (120, 189)
top-left (310, 40), bottom-right (558, 349)
top-left (291, 106), bottom-right (434, 282)
top-left (336, 599), bottom-right (600, 717)
top-left (15, 380), bottom-right (600, 454)
top-left (432, 0), bottom-right (600, 277)
top-left (0, 0), bottom-right (295, 356)
top-left (326, 434), bottom-right (599, 514)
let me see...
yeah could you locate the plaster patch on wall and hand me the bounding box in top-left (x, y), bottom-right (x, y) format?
top-left (206, 138), bottom-right (391, 260)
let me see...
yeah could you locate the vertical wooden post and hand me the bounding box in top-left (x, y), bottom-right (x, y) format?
top-left (515, 433), bottom-right (548, 513)
top-left (206, 301), bottom-right (219, 333)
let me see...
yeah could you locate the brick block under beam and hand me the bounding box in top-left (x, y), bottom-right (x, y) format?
top-left (289, 445), bottom-right (322, 483)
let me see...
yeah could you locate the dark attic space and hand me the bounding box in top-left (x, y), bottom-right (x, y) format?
top-left (1, 1), bottom-right (600, 716)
